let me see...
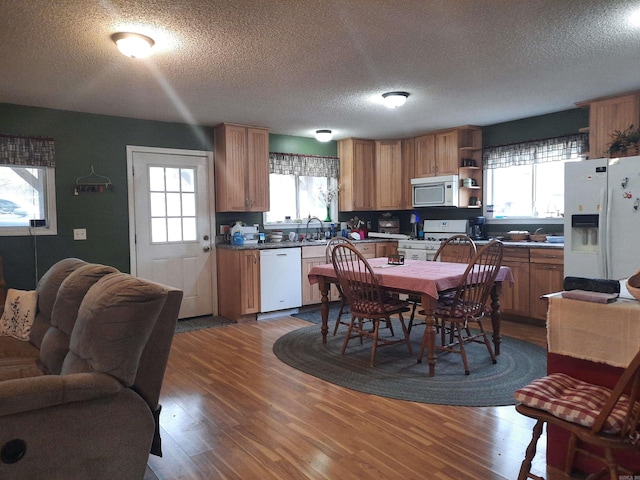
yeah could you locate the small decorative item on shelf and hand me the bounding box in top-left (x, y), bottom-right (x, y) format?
top-left (74, 166), bottom-right (113, 195)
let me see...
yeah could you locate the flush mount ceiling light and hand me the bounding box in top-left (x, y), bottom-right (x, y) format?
top-left (315, 129), bottom-right (333, 142)
top-left (111, 32), bottom-right (155, 58)
top-left (382, 91), bottom-right (409, 108)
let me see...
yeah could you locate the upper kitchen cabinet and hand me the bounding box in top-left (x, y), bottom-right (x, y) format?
top-left (413, 129), bottom-right (465, 178)
top-left (577, 91), bottom-right (640, 159)
top-left (375, 139), bottom-right (403, 210)
top-left (338, 138), bottom-right (376, 211)
top-left (414, 133), bottom-right (436, 177)
top-left (457, 126), bottom-right (483, 208)
top-left (214, 123), bottom-right (269, 212)
top-left (401, 138), bottom-right (415, 209)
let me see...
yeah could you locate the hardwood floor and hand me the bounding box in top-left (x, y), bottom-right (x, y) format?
top-left (145, 316), bottom-right (574, 480)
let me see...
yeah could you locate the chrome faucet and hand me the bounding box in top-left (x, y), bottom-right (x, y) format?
top-left (305, 216), bottom-right (324, 241)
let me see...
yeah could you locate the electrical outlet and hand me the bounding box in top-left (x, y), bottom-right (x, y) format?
top-left (73, 228), bottom-right (87, 240)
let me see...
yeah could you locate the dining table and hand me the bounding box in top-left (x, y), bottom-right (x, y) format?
top-left (308, 257), bottom-right (514, 376)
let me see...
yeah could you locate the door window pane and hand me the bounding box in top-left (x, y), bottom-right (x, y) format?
top-left (149, 166), bottom-right (197, 243)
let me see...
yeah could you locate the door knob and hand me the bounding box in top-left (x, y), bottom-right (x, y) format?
top-left (203, 246), bottom-right (211, 252)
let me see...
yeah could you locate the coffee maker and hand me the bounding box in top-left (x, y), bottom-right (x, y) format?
top-left (468, 216), bottom-right (487, 240)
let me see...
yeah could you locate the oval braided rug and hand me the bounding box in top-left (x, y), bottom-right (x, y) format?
top-left (273, 322), bottom-right (546, 407)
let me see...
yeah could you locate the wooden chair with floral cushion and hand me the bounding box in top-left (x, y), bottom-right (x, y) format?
top-left (407, 234), bottom-right (476, 334)
top-left (331, 243), bottom-right (412, 367)
top-left (417, 239), bottom-right (502, 375)
top-left (325, 236), bottom-right (354, 336)
top-left (514, 348), bottom-right (640, 480)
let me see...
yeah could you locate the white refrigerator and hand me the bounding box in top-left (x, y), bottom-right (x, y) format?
top-left (564, 156), bottom-right (640, 280)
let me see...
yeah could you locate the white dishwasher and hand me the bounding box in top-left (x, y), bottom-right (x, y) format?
top-left (260, 248), bottom-right (302, 313)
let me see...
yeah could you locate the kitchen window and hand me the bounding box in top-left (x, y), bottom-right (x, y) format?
top-left (0, 134), bottom-right (57, 236)
top-left (264, 153), bottom-right (339, 225)
top-left (483, 133), bottom-right (588, 219)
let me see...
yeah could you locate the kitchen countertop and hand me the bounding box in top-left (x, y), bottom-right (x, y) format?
top-left (216, 238), bottom-right (390, 250)
top-left (476, 239), bottom-right (564, 249)
top-left (217, 237), bottom-right (564, 250)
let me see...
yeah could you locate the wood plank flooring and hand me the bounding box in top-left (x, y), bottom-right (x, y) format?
top-left (145, 316), bottom-right (575, 480)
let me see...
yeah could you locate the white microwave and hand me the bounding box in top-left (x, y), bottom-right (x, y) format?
top-left (411, 175), bottom-right (459, 207)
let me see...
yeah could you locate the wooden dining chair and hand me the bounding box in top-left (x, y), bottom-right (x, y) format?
top-left (407, 234), bottom-right (477, 333)
top-left (514, 349), bottom-right (640, 480)
top-left (331, 243), bottom-right (413, 367)
top-left (325, 236), bottom-right (353, 335)
top-left (417, 239), bottom-right (503, 375)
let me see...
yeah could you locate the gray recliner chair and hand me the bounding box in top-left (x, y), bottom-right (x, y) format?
top-left (0, 266), bottom-right (182, 480)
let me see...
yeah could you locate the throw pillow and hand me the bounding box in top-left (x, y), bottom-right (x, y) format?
top-left (0, 289), bottom-right (38, 341)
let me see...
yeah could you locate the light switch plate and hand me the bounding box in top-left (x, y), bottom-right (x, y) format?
top-left (73, 228), bottom-right (87, 240)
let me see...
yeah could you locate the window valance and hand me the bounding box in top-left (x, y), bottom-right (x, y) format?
top-left (483, 133), bottom-right (588, 169)
top-left (0, 133), bottom-right (55, 168)
top-left (269, 152), bottom-right (339, 178)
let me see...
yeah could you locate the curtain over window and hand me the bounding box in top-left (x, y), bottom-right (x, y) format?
top-left (269, 152), bottom-right (339, 178)
top-left (483, 133), bottom-right (588, 169)
top-left (0, 133), bottom-right (55, 168)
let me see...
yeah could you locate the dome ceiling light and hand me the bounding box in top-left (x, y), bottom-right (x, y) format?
top-left (315, 129), bottom-right (333, 142)
top-left (111, 32), bottom-right (155, 58)
top-left (382, 91), bottom-right (409, 108)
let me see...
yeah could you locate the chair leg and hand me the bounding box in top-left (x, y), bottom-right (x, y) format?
top-left (341, 316), bottom-right (357, 355)
top-left (517, 419), bottom-right (544, 480)
top-left (476, 320), bottom-right (497, 364)
top-left (397, 314), bottom-right (413, 356)
top-left (454, 323), bottom-right (471, 375)
top-left (332, 299), bottom-right (347, 336)
top-left (407, 302), bottom-right (418, 334)
top-left (370, 320), bottom-right (380, 367)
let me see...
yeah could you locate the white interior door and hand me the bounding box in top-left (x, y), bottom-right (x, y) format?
top-left (127, 146), bottom-right (216, 319)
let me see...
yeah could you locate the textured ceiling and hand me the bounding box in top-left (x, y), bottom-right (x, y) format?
top-left (1, 0), bottom-right (640, 140)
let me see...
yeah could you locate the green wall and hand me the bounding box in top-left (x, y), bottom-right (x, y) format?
top-left (482, 108), bottom-right (589, 147)
top-left (0, 103), bottom-right (213, 289)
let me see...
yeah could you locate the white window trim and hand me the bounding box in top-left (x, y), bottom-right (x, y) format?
top-left (0, 167), bottom-right (57, 236)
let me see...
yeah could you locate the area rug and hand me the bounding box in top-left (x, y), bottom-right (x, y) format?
top-left (273, 322), bottom-right (546, 407)
top-left (175, 315), bottom-right (232, 334)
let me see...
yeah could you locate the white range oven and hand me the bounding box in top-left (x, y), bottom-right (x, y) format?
top-left (397, 219), bottom-right (468, 262)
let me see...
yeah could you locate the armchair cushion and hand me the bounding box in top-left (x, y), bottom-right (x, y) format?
top-left (61, 273), bottom-right (168, 386)
top-left (0, 372), bottom-right (122, 417)
top-left (39, 263), bottom-right (118, 375)
top-left (0, 289), bottom-right (38, 341)
top-left (514, 372), bottom-right (632, 434)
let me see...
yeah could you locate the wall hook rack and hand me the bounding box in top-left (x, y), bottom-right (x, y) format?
top-left (74, 166), bottom-right (113, 194)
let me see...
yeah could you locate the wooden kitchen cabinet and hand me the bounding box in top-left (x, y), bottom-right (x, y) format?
top-left (217, 248), bottom-right (260, 321)
top-left (356, 243), bottom-right (376, 259)
top-left (375, 241), bottom-right (397, 258)
top-left (500, 247), bottom-right (531, 319)
top-left (414, 133), bottom-right (436, 177)
top-left (435, 129), bottom-right (459, 176)
top-left (302, 245), bottom-right (333, 305)
top-left (214, 123), bottom-right (269, 212)
top-left (529, 248), bottom-right (564, 321)
top-left (578, 91), bottom-right (640, 159)
top-left (375, 139), bottom-right (403, 210)
top-left (401, 138), bottom-right (415, 209)
top-left (338, 138), bottom-right (376, 211)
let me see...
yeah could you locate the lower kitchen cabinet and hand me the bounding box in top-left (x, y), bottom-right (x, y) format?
top-left (375, 241), bottom-right (397, 258)
top-left (302, 245), bottom-right (333, 305)
top-left (356, 243), bottom-right (376, 259)
top-left (529, 248), bottom-right (564, 321)
top-left (217, 248), bottom-right (260, 321)
top-left (497, 246), bottom-right (564, 324)
top-left (501, 248), bottom-right (531, 318)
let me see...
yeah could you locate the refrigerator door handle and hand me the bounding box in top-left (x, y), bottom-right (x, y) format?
top-left (603, 187), bottom-right (613, 279)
